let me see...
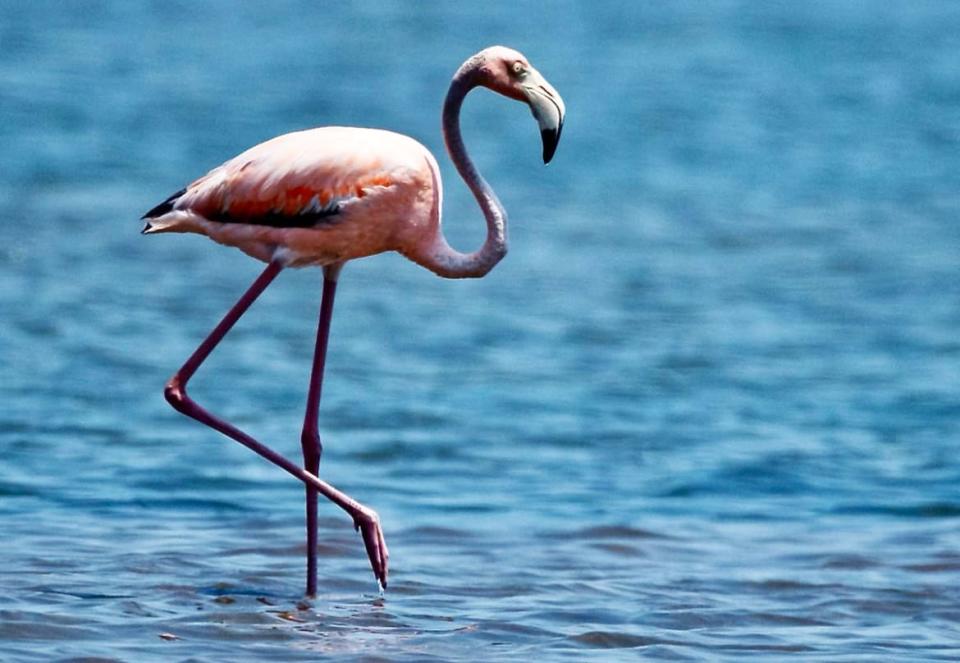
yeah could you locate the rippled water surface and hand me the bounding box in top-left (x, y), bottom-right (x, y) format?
top-left (2, 2), bottom-right (959, 660)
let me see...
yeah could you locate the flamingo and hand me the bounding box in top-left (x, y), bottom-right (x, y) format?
top-left (142, 46), bottom-right (565, 594)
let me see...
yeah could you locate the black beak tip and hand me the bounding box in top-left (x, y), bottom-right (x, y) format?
top-left (540, 123), bottom-right (563, 165)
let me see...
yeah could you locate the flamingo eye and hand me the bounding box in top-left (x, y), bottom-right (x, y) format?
top-left (511, 61), bottom-right (527, 77)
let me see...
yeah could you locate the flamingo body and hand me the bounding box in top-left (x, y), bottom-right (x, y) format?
top-left (144, 127), bottom-right (441, 268)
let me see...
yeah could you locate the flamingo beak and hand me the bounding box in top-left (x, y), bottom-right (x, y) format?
top-left (521, 69), bottom-right (565, 164)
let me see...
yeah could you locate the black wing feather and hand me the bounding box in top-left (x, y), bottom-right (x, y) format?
top-left (204, 205), bottom-right (342, 229)
top-left (142, 188), bottom-right (186, 219)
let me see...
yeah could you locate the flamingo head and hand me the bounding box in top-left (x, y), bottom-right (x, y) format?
top-left (466, 46), bottom-right (566, 164)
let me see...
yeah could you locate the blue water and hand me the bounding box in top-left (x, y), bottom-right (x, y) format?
top-left (2, 2), bottom-right (959, 660)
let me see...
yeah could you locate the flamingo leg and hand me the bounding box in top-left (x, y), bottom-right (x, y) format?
top-left (163, 260), bottom-right (389, 590)
top-left (300, 264), bottom-right (341, 597)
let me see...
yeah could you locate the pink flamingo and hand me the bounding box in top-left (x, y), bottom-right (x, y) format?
top-left (142, 46), bottom-right (565, 594)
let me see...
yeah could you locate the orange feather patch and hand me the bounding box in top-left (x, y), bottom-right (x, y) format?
top-left (193, 173), bottom-right (396, 227)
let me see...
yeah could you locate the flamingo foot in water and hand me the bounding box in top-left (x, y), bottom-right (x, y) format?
top-left (353, 506), bottom-right (389, 589)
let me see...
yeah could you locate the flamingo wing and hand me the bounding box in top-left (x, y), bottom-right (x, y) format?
top-left (142, 127), bottom-right (415, 230)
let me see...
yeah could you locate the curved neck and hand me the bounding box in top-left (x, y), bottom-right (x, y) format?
top-left (419, 69), bottom-right (508, 279)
